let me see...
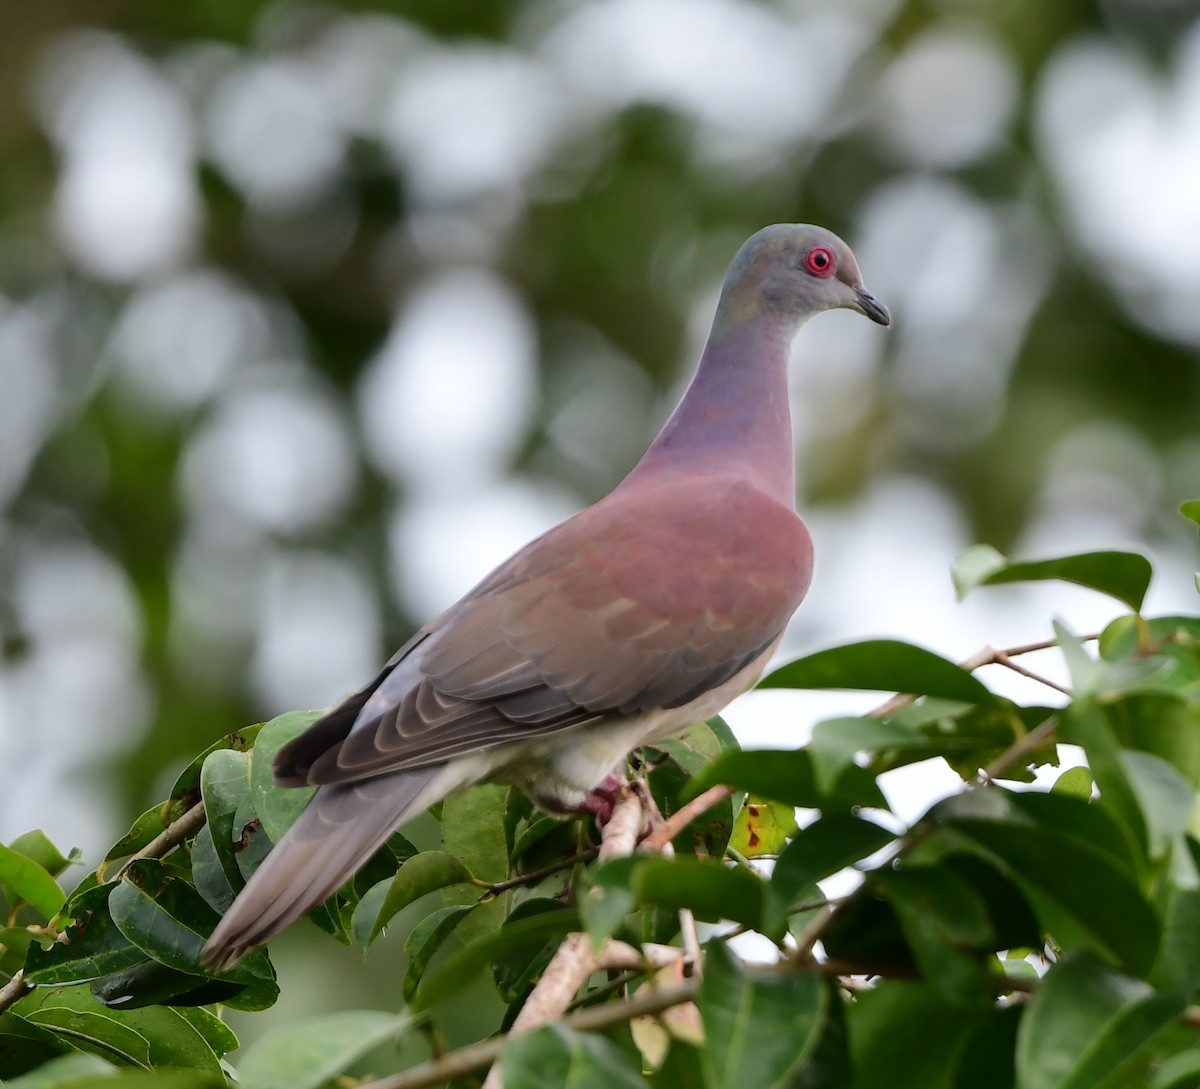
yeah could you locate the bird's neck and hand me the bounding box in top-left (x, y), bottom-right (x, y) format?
top-left (624, 318), bottom-right (798, 507)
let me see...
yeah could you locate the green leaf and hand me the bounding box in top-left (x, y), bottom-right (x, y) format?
top-left (24, 883), bottom-right (143, 986)
top-left (686, 749), bottom-right (887, 811)
top-left (633, 857), bottom-right (769, 934)
top-left (1016, 951), bottom-right (1186, 1089)
top-left (351, 851), bottom-right (475, 948)
top-left (109, 859), bottom-right (278, 1010)
top-left (1151, 888), bottom-right (1200, 994)
top-left (1, 1049), bottom-right (225, 1089)
top-left (761, 639), bottom-right (996, 704)
top-left (402, 905), bottom-right (472, 1002)
top-left (952, 545), bottom-right (1152, 612)
top-left (441, 784), bottom-right (511, 945)
top-left (1119, 749), bottom-right (1195, 859)
top-left (1180, 500), bottom-right (1200, 531)
top-left (0, 1052), bottom-right (116, 1087)
top-left (927, 789), bottom-right (1157, 973)
top-left (236, 1010), bottom-right (408, 1089)
top-left (876, 866), bottom-right (994, 1005)
top-left (1149, 1049), bottom-right (1200, 1089)
top-left (848, 980), bottom-right (989, 1089)
top-left (198, 748), bottom-right (252, 896)
top-left (0, 1010), bottom-right (76, 1077)
top-left (247, 711), bottom-right (323, 843)
top-left (771, 814), bottom-right (894, 913)
top-left (412, 909), bottom-right (579, 1011)
top-left (1052, 766), bottom-right (1094, 799)
top-left (809, 716), bottom-right (940, 794)
top-left (13, 985), bottom-right (225, 1074)
top-left (492, 899), bottom-right (574, 1004)
top-left (502, 1024), bottom-right (646, 1089)
top-left (701, 943), bottom-right (826, 1089)
top-left (7, 832), bottom-right (74, 881)
top-left (579, 857), bottom-right (638, 948)
top-left (728, 796), bottom-right (797, 857)
top-left (0, 843), bottom-right (65, 918)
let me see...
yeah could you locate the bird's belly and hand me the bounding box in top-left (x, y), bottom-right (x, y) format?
top-left (490, 635), bottom-right (781, 812)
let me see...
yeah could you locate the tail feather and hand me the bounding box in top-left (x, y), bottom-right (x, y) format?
top-left (202, 765), bottom-right (452, 971)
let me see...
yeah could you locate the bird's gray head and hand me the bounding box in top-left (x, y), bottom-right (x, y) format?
top-left (714, 223), bottom-right (890, 334)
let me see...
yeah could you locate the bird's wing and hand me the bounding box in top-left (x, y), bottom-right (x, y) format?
top-left (274, 475), bottom-right (812, 787)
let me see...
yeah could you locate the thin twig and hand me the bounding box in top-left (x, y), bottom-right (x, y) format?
top-left (114, 801), bottom-right (207, 880)
top-left (978, 715), bottom-right (1060, 784)
top-left (639, 784), bottom-right (735, 853)
top-left (482, 848), bottom-right (598, 895)
top-left (633, 780), bottom-right (703, 976)
top-left (865, 634), bottom-right (1098, 720)
top-left (373, 977), bottom-right (699, 1089)
top-left (991, 650), bottom-right (1072, 696)
top-left (0, 969), bottom-right (30, 1017)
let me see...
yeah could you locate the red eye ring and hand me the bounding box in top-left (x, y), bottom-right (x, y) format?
top-left (805, 246), bottom-right (835, 277)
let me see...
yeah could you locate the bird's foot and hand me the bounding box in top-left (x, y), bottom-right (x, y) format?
top-left (579, 774), bottom-right (625, 825)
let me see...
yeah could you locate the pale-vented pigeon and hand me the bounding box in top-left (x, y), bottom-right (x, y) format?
top-left (202, 223), bottom-right (889, 969)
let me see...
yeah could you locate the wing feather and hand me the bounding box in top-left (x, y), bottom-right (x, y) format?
top-left (274, 475), bottom-right (812, 788)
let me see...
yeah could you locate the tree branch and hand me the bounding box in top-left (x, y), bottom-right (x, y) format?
top-left (113, 801), bottom-right (207, 880)
top-left (0, 969), bottom-right (29, 1017)
top-left (479, 790), bottom-right (646, 1089)
top-left (639, 784), bottom-right (735, 853)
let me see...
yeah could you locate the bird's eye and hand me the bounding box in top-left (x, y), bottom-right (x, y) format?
top-left (804, 246), bottom-right (835, 277)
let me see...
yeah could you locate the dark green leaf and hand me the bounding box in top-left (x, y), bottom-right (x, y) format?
top-left (502, 1024), bottom-right (646, 1089)
top-left (109, 859), bottom-right (278, 1011)
top-left (198, 748), bottom-right (252, 896)
top-left (402, 904), bottom-right (473, 1002)
top-left (412, 909), bottom-right (579, 1011)
top-left (686, 749), bottom-right (886, 811)
top-left (90, 958), bottom-right (244, 1010)
top-left (702, 944), bottom-right (826, 1089)
top-left (848, 980), bottom-right (989, 1089)
top-left (1016, 951), bottom-right (1186, 1089)
top-left (633, 857), bottom-right (768, 934)
top-left (761, 639), bottom-right (995, 704)
top-left (351, 851), bottom-right (475, 948)
top-left (491, 899), bottom-right (573, 1004)
top-left (1151, 888), bottom-right (1200, 995)
top-left (931, 791), bottom-right (1158, 974)
top-left (24, 883), bottom-right (143, 986)
top-left (236, 1010), bottom-right (408, 1089)
top-left (13, 985), bottom-right (225, 1074)
top-left (0, 1010), bottom-right (75, 1077)
top-left (952, 545), bottom-right (1152, 612)
top-left (876, 866), bottom-right (994, 1005)
top-left (771, 814), bottom-right (894, 915)
top-left (0, 1052), bottom-right (115, 1087)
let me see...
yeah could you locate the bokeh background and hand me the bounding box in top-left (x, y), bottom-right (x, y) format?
top-left (1, 0), bottom-right (1199, 1044)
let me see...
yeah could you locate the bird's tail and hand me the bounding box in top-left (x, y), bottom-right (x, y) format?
top-left (202, 765), bottom-right (457, 971)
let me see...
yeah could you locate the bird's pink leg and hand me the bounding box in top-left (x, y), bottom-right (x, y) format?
top-left (578, 774), bottom-right (624, 825)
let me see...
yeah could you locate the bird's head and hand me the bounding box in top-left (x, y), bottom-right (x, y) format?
top-left (716, 223), bottom-right (890, 333)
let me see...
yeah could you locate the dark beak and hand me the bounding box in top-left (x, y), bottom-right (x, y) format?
top-left (855, 287), bottom-right (891, 326)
